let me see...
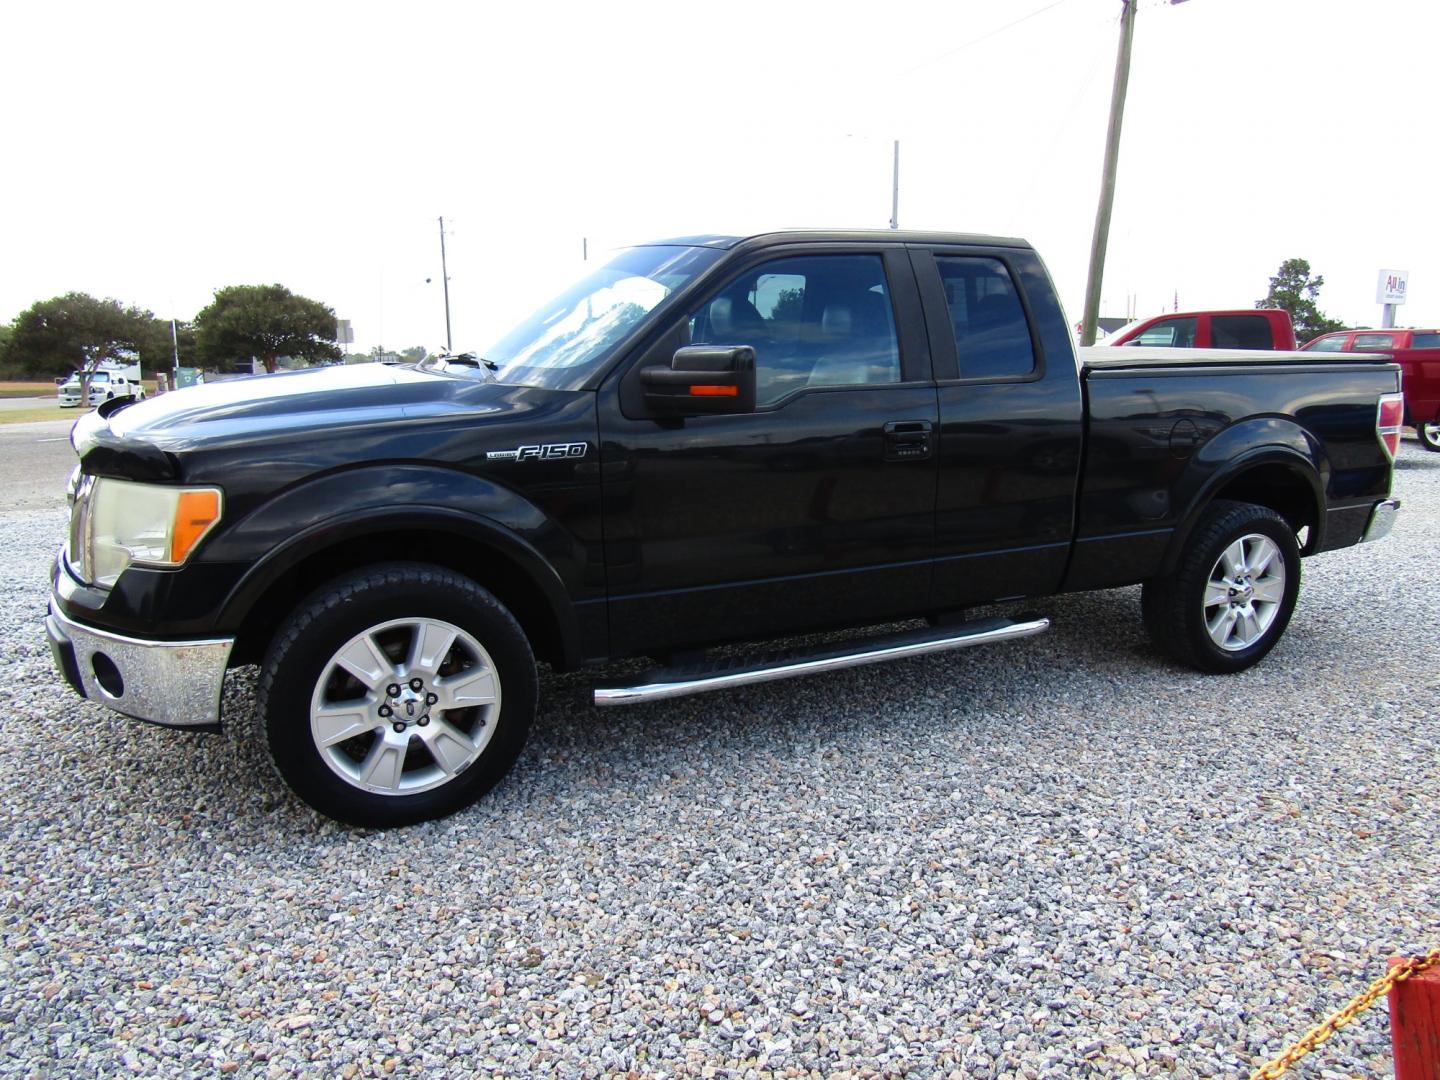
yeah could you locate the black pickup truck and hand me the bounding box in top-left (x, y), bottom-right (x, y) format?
top-left (47, 230), bottom-right (1404, 826)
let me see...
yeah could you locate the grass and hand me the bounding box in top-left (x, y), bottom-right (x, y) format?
top-left (0, 378), bottom-right (160, 399)
top-left (0, 406), bottom-right (74, 426)
top-left (0, 381), bottom-right (60, 399)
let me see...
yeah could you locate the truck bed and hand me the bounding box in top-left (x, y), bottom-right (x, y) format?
top-left (1078, 345), bottom-right (1396, 370)
top-left (1065, 348), bottom-right (1401, 593)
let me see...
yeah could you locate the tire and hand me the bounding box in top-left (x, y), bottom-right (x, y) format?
top-left (1418, 421), bottom-right (1440, 452)
top-left (1141, 500), bottom-right (1301, 674)
top-left (257, 563), bottom-right (536, 827)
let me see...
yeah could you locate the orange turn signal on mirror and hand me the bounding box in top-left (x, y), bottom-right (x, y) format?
top-left (171, 489), bottom-right (222, 562)
top-left (689, 385), bottom-right (738, 397)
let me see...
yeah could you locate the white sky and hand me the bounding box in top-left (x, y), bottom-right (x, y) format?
top-left (3, 0), bottom-right (1437, 355)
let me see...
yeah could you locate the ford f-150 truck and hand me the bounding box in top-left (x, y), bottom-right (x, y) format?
top-left (46, 230), bottom-right (1404, 827)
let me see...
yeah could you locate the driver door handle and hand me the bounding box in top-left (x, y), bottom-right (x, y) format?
top-left (883, 420), bottom-right (933, 461)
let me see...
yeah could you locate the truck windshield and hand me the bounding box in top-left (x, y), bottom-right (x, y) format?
top-left (473, 245), bottom-right (723, 390)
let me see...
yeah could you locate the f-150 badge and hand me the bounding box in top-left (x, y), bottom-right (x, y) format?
top-left (487, 442), bottom-right (589, 462)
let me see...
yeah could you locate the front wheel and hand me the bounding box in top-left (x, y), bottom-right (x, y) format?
top-left (1417, 421), bottom-right (1440, 452)
top-left (257, 563), bottom-right (536, 827)
top-left (1142, 500), bottom-right (1301, 673)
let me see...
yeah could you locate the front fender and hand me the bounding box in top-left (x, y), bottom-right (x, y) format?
top-left (204, 464), bottom-right (595, 661)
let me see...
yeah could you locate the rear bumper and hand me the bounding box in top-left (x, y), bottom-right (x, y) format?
top-left (46, 602), bottom-right (234, 730)
top-left (1360, 498), bottom-right (1400, 544)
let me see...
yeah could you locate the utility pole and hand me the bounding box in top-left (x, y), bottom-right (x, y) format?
top-left (1079, 0), bottom-right (1137, 346)
top-left (438, 216), bottom-right (453, 353)
top-left (889, 140), bottom-right (900, 230)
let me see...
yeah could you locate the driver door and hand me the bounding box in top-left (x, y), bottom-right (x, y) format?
top-left (597, 245), bottom-right (939, 658)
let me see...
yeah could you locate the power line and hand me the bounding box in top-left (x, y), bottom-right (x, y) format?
top-left (898, 0), bottom-right (1079, 78)
top-left (1005, 30), bottom-right (1112, 233)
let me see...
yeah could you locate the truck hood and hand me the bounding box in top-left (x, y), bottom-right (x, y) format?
top-left (103, 364), bottom-right (469, 441)
top-left (72, 363), bottom-right (582, 483)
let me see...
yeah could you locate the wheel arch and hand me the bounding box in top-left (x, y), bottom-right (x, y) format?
top-left (223, 510), bottom-right (581, 672)
top-left (1160, 443), bottom-right (1325, 576)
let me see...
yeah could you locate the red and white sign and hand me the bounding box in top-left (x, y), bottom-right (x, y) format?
top-left (1377, 269), bottom-right (1409, 305)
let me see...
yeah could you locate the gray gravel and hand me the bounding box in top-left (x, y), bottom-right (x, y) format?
top-left (1, 432), bottom-right (1437, 1079)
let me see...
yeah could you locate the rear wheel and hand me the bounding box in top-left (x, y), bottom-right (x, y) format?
top-left (1417, 421), bottom-right (1440, 452)
top-left (258, 563), bottom-right (536, 827)
top-left (1142, 500), bottom-right (1301, 673)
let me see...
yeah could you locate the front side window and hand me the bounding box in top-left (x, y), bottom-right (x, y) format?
top-left (934, 257), bottom-right (1035, 378)
top-left (1131, 317), bottom-right (1198, 348)
top-left (1212, 315), bottom-right (1273, 350)
top-left (468, 244), bottom-right (724, 390)
top-left (1353, 333), bottom-right (1398, 351)
top-left (685, 254), bottom-right (901, 406)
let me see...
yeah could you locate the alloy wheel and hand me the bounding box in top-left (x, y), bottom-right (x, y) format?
top-left (308, 617), bottom-right (500, 796)
top-left (1203, 534), bottom-right (1287, 651)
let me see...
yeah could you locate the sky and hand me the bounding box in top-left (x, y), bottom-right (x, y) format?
top-left (3, 0), bottom-right (1437, 356)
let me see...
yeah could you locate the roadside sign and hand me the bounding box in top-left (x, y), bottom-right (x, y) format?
top-left (1377, 270), bottom-right (1409, 305)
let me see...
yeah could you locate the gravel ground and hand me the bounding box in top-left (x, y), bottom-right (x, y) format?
top-left (1, 435), bottom-right (1437, 1079)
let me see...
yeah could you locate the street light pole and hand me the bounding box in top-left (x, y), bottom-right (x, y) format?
top-left (438, 216), bottom-right (453, 353)
top-left (1079, 0), bottom-right (1137, 346)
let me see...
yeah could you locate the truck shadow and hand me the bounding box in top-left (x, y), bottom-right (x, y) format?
top-left (49, 562), bottom-right (1385, 839)
top-left (517, 587), bottom-right (1162, 783)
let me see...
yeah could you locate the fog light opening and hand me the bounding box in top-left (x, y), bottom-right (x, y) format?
top-left (92, 653), bottom-right (124, 698)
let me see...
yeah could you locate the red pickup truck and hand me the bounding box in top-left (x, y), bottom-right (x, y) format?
top-left (1301, 329), bottom-right (1440, 451)
top-left (1104, 309), bottom-right (1298, 351)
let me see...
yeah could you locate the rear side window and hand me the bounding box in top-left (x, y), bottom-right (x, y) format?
top-left (1353, 333), bottom-right (1398, 350)
top-left (1130, 317), bottom-right (1197, 347)
top-left (1306, 335), bottom-right (1348, 352)
top-left (1212, 315), bottom-right (1273, 350)
top-left (935, 257), bottom-right (1035, 378)
top-left (1411, 332), bottom-right (1440, 348)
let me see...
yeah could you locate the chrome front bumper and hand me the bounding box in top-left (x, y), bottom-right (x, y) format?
top-left (46, 603), bottom-right (235, 729)
top-left (1360, 498), bottom-right (1400, 544)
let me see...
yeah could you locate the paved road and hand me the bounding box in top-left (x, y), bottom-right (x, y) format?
top-left (0, 419), bottom-right (76, 510)
top-left (0, 395), bottom-right (64, 413)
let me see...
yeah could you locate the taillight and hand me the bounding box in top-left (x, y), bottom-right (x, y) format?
top-left (1377, 393), bottom-right (1404, 461)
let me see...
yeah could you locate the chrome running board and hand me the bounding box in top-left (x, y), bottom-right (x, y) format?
top-left (593, 615), bottom-right (1049, 706)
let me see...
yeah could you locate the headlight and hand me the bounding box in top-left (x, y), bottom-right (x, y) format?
top-left (78, 478), bottom-right (223, 588)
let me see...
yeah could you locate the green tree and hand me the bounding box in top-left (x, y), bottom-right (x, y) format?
top-left (194, 284), bottom-right (341, 373)
top-left (133, 317), bottom-right (198, 375)
top-left (343, 344), bottom-right (428, 365)
top-left (1, 293), bottom-right (153, 397)
top-left (770, 287), bottom-right (804, 325)
top-left (1256, 258), bottom-right (1346, 344)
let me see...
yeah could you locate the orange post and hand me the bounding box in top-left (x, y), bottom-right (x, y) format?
top-left (1390, 958), bottom-right (1440, 1079)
